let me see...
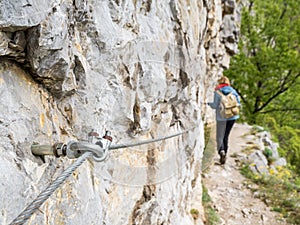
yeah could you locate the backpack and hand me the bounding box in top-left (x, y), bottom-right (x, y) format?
top-left (216, 90), bottom-right (240, 118)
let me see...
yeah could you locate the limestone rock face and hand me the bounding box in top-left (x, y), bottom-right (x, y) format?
top-left (0, 0), bottom-right (240, 224)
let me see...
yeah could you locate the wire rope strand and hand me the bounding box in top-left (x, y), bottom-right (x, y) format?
top-left (9, 152), bottom-right (92, 225)
top-left (109, 127), bottom-right (195, 150)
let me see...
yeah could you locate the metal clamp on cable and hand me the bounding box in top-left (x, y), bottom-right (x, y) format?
top-left (31, 130), bottom-right (112, 162)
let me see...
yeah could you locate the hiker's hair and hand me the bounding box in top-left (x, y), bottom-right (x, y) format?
top-left (218, 76), bottom-right (231, 86)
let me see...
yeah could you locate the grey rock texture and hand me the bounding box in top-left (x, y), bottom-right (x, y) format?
top-left (248, 150), bottom-right (270, 175)
top-left (245, 128), bottom-right (287, 176)
top-left (0, 0), bottom-right (240, 224)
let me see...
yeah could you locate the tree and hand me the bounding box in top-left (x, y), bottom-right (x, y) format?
top-left (225, 0), bottom-right (300, 126)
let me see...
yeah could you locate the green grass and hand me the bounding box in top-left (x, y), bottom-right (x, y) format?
top-left (202, 124), bottom-right (221, 224)
top-left (202, 185), bottom-right (220, 225)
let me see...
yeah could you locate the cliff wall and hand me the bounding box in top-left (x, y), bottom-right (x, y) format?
top-left (0, 0), bottom-right (240, 224)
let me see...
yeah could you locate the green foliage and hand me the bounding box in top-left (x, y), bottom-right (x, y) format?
top-left (225, 0), bottom-right (300, 174)
top-left (225, 0), bottom-right (300, 127)
top-left (256, 115), bottom-right (277, 131)
top-left (263, 147), bottom-right (272, 158)
top-left (256, 117), bottom-right (300, 173)
top-left (274, 126), bottom-right (300, 173)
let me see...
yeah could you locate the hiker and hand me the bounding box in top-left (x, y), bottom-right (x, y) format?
top-left (208, 76), bottom-right (240, 164)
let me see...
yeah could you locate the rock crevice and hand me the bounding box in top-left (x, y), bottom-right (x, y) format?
top-left (0, 1), bottom-right (241, 224)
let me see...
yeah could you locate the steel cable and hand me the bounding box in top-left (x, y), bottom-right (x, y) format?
top-left (9, 126), bottom-right (196, 224)
top-left (9, 152), bottom-right (92, 225)
top-left (109, 127), bottom-right (195, 150)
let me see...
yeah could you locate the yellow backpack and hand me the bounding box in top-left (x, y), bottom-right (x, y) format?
top-left (217, 90), bottom-right (240, 118)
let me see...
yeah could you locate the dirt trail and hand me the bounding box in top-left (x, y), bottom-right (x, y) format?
top-left (202, 123), bottom-right (287, 225)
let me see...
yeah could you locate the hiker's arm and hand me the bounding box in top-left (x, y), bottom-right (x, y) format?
top-left (208, 92), bottom-right (219, 109)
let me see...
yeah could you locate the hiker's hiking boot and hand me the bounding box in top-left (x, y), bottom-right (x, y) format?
top-left (220, 150), bottom-right (226, 164)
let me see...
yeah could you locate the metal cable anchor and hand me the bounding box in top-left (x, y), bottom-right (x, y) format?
top-left (31, 130), bottom-right (112, 162)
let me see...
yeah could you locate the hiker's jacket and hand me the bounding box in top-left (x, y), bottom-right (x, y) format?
top-left (208, 85), bottom-right (240, 121)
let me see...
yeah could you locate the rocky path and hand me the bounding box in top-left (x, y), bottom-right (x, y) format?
top-left (202, 123), bottom-right (287, 225)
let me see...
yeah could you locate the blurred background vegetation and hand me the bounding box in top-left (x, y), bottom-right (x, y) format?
top-left (224, 0), bottom-right (300, 174)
